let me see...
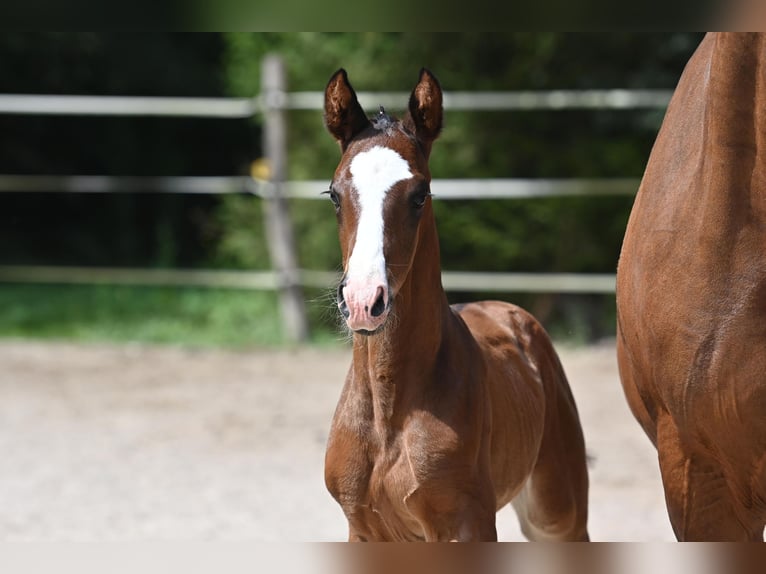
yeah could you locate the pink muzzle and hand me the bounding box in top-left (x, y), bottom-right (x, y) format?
top-left (338, 278), bottom-right (390, 333)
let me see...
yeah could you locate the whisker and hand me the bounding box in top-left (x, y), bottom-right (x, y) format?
top-left (302, 264), bottom-right (353, 345)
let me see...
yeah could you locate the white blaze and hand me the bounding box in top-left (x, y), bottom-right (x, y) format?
top-left (346, 145), bottom-right (412, 282)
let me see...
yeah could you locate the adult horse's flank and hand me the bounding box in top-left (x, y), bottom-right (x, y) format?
top-left (617, 33), bottom-right (766, 541)
top-left (322, 68), bottom-right (589, 541)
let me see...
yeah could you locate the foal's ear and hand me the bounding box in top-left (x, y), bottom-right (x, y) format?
top-left (324, 68), bottom-right (370, 151)
top-left (404, 68), bottom-right (443, 156)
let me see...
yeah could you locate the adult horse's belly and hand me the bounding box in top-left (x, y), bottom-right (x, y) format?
top-left (617, 220), bottom-right (766, 459)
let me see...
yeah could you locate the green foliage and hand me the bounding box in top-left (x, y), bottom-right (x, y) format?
top-left (212, 193), bottom-right (340, 274)
top-left (213, 195), bottom-right (271, 269)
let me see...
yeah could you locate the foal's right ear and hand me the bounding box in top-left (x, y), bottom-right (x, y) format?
top-left (324, 69), bottom-right (370, 151)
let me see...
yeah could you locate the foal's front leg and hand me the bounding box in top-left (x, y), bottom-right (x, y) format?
top-left (344, 505), bottom-right (389, 541)
top-left (447, 507), bottom-right (498, 542)
top-left (407, 486), bottom-right (498, 541)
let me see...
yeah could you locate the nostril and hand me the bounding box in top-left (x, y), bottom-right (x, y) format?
top-left (337, 283), bottom-right (350, 319)
top-left (370, 287), bottom-right (387, 318)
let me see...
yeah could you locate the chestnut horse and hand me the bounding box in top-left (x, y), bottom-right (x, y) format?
top-left (322, 68), bottom-right (589, 541)
top-left (617, 33), bottom-right (766, 540)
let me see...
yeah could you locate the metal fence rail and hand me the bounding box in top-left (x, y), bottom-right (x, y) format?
top-left (0, 94), bottom-right (255, 117)
top-left (0, 89), bottom-right (672, 117)
top-left (0, 266), bottom-right (615, 294)
top-left (0, 175), bottom-right (252, 194)
top-left (291, 89), bottom-right (673, 112)
top-left (0, 174), bottom-right (640, 199)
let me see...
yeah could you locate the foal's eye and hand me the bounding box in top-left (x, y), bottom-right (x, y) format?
top-left (411, 189), bottom-right (430, 209)
top-left (322, 189), bottom-right (341, 210)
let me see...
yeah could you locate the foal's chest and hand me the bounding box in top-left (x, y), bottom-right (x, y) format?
top-left (326, 421), bottom-right (425, 539)
top-left (325, 360), bottom-right (473, 540)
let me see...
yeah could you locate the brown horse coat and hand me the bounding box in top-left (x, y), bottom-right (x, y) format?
top-left (323, 69), bottom-right (589, 541)
top-left (617, 32), bottom-right (766, 540)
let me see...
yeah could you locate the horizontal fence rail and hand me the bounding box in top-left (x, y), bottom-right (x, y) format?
top-left (282, 178), bottom-right (641, 200)
top-left (290, 89), bottom-right (673, 112)
top-left (0, 95), bottom-right (256, 118)
top-left (0, 266), bottom-right (615, 294)
top-left (0, 89), bottom-right (672, 117)
top-left (0, 175), bottom-right (252, 194)
top-left (0, 175), bottom-right (640, 199)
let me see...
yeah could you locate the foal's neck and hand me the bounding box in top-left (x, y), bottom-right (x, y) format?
top-left (352, 212), bottom-right (451, 387)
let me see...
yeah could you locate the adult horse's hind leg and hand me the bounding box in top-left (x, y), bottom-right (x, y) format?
top-left (512, 357), bottom-right (590, 541)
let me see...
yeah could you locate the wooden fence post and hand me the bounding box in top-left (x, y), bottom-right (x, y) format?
top-left (261, 54), bottom-right (309, 343)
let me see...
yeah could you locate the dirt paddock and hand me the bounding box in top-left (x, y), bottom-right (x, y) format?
top-left (0, 338), bottom-right (674, 541)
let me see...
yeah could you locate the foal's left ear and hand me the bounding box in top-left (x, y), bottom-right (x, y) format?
top-left (324, 68), bottom-right (371, 151)
top-left (404, 68), bottom-right (443, 157)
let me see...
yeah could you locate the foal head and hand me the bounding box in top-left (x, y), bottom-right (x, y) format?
top-left (324, 68), bottom-right (443, 335)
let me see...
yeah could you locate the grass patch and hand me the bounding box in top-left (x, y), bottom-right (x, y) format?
top-left (0, 283), bottom-right (337, 348)
top-left (0, 284), bottom-right (612, 349)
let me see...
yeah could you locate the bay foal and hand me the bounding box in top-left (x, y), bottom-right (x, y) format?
top-left (323, 68), bottom-right (589, 541)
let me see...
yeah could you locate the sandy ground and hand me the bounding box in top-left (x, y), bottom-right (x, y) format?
top-left (0, 338), bottom-right (675, 542)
